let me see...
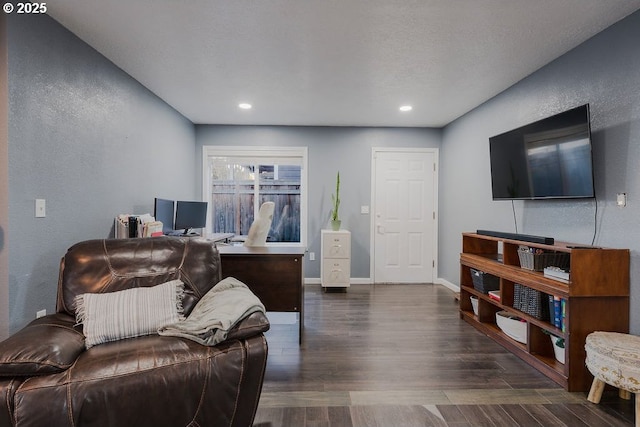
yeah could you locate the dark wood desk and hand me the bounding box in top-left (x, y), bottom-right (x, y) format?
top-left (218, 246), bottom-right (305, 343)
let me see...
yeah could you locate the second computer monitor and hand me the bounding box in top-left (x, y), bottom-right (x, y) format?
top-left (174, 201), bottom-right (208, 235)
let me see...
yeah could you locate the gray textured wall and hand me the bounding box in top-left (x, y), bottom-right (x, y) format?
top-left (195, 125), bottom-right (441, 279)
top-left (439, 11), bottom-right (640, 333)
top-left (0, 13), bottom-right (9, 340)
top-left (6, 6), bottom-right (639, 336)
top-left (7, 14), bottom-right (196, 332)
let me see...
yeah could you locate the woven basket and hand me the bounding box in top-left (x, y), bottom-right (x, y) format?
top-left (518, 246), bottom-right (569, 271)
top-left (470, 268), bottom-right (500, 293)
top-left (513, 284), bottom-right (549, 320)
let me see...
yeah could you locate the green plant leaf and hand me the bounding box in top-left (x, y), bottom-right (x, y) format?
top-left (331, 171), bottom-right (340, 221)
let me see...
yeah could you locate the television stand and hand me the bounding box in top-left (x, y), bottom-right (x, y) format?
top-left (459, 232), bottom-right (629, 391)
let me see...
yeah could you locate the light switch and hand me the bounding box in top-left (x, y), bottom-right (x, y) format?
top-left (35, 199), bottom-right (46, 218)
top-left (360, 205), bottom-right (370, 214)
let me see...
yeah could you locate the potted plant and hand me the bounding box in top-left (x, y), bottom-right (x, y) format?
top-left (330, 172), bottom-right (341, 231)
top-left (542, 329), bottom-right (565, 364)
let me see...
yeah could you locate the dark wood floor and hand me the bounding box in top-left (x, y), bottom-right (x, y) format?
top-left (253, 284), bottom-right (635, 426)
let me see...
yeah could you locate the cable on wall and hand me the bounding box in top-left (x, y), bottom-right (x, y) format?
top-left (591, 197), bottom-right (598, 245)
top-left (510, 197), bottom-right (598, 245)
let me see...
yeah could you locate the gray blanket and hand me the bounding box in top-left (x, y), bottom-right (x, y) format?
top-left (158, 277), bottom-right (265, 346)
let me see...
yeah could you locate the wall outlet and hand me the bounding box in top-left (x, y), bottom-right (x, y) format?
top-left (36, 309), bottom-right (46, 318)
top-left (309, 252), bottom-right (315, 261)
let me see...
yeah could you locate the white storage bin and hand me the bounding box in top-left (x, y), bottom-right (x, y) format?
top-left (496, 311), bottom-right (527, 344)
top-left (470, 296), bottom-right (479, 316)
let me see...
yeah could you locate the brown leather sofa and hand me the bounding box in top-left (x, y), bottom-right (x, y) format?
top-left (0, 237), bottom-right (270, 427)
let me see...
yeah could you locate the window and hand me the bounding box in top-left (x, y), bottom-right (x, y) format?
top-left (202, 146), bottom-right (307, 245)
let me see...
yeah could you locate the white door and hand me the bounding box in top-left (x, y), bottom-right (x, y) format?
top-left (372, 149), bottom-right (437, 283)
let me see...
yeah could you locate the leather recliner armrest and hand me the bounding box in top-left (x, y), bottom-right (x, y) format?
top-left (0, 314), bottom-right (85, 377)
top-left (225, 311), bottom-right (270, 342)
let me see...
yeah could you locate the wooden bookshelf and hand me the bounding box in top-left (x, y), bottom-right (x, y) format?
top-left (459, 232), bottom-right (629, 391)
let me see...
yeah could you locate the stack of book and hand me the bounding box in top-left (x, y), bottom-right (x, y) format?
top-left (115, 214), bottom-right (163, 238)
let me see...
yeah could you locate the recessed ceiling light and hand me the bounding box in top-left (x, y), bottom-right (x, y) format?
top-left (399, 105), bottom-right (413, 112)
top-left (238, 103), bottom-right (252, 110)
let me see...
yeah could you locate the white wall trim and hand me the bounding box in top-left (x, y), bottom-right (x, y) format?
top-left (436, 277), bottom-right (460, 293)
top-left (306, 278), bottom-right (455, 287)
top-left (350, 278), bottom-right (373, 285)
top-left (304, 277), bottom-right (373, 285)
top-left (202, 145), bottom-right (308, 246)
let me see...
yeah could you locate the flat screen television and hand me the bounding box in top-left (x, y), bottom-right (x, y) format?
top-left (153, 198), bottom-right (175, 234)
top-left (489, 104), bottom-right (595, 200)
top-left (174, 201), bottom-right (208, 235)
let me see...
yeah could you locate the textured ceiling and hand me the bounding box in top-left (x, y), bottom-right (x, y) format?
top-left (46, 1), bottom-right (640, 127)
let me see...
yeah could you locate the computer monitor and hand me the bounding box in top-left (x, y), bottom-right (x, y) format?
top-left (153, 198), bottom-right (175, 234)
top-left (174, 201), bottom-right (208, 236)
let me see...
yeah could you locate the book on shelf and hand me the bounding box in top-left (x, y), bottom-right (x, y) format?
top-left (488, 290), bottom-right (501, 302)
top-left (143, 221), bottom-right (164, 237)
top-left (115, 214), bottom-right (159, 238)
top-left (549, 295), bottom-right (566, 330)
top-left (128, 216), bottom-right (138, 238)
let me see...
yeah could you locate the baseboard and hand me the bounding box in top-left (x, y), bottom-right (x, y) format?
top-left (304, 278), bottom-right (372, 285)
top-left (305, 278), bottom-right (457, 289)
top-left (436, 277), bottom-right (460, 293)
top-left (350, 278), bottom-right (373, 285)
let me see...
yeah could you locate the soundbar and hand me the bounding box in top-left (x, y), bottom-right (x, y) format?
top-left (476, 230), bottom-right (554, 245)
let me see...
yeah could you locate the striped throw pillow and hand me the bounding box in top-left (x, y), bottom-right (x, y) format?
top-left (75, 280), bottom-right (185, 348)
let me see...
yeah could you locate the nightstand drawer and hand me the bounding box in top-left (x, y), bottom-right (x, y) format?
top-left (322, 232), bottom-right (351, 258)
top-left (322, 259), bottom-right (350, 285)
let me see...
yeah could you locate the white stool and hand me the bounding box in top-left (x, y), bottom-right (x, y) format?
top-left (585, 331), bottom-right (640, 427)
